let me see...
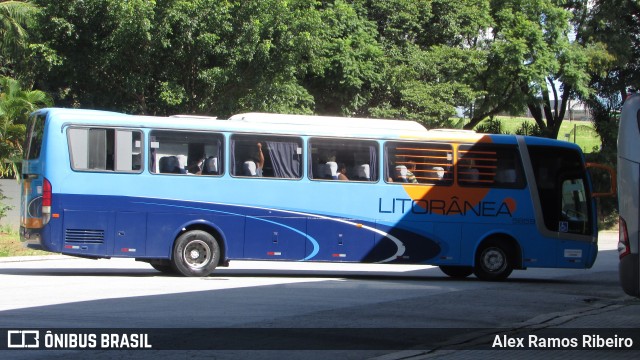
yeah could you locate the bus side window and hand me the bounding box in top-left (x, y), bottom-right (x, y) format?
top-left (68, 127), bottom-right (143, 173)
top-left (231, 135), bottom-right (303, 179)
top-left (308, 138), bottom-right (378, 182)
top-left (149, 130), bottom-right (224, 176)
top-left (385, 141), bottom-right (453, 185)
top-left (457, 144), bottom-right (525, 188)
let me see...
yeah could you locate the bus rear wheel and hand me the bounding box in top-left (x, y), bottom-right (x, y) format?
top-left (172, 230), bottom-right (220, 277)
top-left (439, 265), bottom-right (473, 279)
top-left (474, 240), bottom-right (513, 281)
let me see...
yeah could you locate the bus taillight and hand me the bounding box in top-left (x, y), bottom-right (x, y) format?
top-left (618, 216), bottom-right (631, 259)
top-left (42, 178), bottom-right (52, 225)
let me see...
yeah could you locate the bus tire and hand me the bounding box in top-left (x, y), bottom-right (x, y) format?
top-left (172, 230), bottom-right (220, 277)
top-left (439, 265), bottom-right (473, 279)
top-left (474, 240), bottom-right (513, 281)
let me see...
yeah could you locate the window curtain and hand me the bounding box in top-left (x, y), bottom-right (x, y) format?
top-left (230, 140), bottom-right (237, 175)
top-left (266, 141), bottom-right (301, 178)
top-left (368, 145), bottom-right (378, 181)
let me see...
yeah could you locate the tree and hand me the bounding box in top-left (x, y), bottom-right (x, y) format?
top-left (29, 0), bottom-right (387, 117)
top-left (30, 0), bottom-right (156, 113)
top-left (303, 0), bottom-right (384, 116)
top-left (361, 0), bottom-right (492, 127)
top-left (583, 0), bottom-right (640, 99)
top-left (0, 0), bottom-right (37, 77)
top-left (0, 76), bottom-right (52, 178)
top-left (150, 0), bottom-right (383, 117)
top-left (23, 0), bottom-right (632, 138)
top-left (461, 0), bottom-right (612, 139)
top-left (187, 0), bottom-right (319, 116)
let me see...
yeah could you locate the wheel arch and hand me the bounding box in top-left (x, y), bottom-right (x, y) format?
top-left (173, 220), bottom-right (229, 267)
top-left (473, 232), bottom-right (523, 270)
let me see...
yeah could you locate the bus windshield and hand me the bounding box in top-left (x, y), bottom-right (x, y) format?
top-left (528, 146), bottom-right (593, 236)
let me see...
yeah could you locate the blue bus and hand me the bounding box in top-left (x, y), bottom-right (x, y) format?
top-left (21, 108), bottom-right (599, 280)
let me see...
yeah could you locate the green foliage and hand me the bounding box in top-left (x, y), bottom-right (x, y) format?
top-left (30, 0), bottom-right (157, 112)
top-left (0, 76), bottom-right (52, 178)
top-left (29, 0), bottom-right (386, 117)
top-left (365, 0), bottom-right (490, 126)
top-left (584, 0), bottom-right (640, 95)
top-left (514, 121), bottom-right (543, 136)
top-left (4, 0), bottom-right (631, 157)
top-left (0, 1), bottom-right (32, 50)
top-left (0, 0), bottom-right (37, 77)
top-left (587, 95), bottom-right (620, 154)
top-left (475, 117), bottom-right (504, 134)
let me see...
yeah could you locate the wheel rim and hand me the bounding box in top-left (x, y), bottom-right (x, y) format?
top-left (481, 248), bottom-right (506, 273)
top-left (182, 239), bottom-right (212, 270)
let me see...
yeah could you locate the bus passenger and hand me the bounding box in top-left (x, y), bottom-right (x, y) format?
top-left (337, 163), bottom-right (349, 181)
top-left (394, 165), bottom-right (409, 182)
top-left (244, 142), bottom-right (265, 176)
top-left (187, 163), bottom-right (202, 175)
top-left (406, 162), bottom-right (418, 183)
top-left (187, 155), bottom-right (205, 175)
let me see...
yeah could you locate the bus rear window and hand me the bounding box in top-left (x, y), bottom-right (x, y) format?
top-left (24, 114), bottom-right (46, 160)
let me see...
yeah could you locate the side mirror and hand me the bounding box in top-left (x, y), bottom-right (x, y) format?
top-left (586, 163), bottom-right (616, 197)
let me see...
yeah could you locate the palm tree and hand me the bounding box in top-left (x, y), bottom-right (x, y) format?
top-left (0, 1), bottom-right (35, 58)
top-left (0, 76), bottom-right (52, 178)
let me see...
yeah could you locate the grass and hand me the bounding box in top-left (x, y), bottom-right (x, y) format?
top-left (493, 116), bottom-right (601, 153)
top-left (0, 226), bottom-right (49, 257)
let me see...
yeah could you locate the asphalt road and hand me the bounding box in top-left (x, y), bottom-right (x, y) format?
top-left (0, 231), bottom-right (637, 360)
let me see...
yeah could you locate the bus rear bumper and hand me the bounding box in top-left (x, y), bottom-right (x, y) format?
top-left (619, 253), bottom-right (640, 297)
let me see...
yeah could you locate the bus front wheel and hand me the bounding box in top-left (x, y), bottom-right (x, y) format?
top-left (474, 240), bottom-right (513, 281)
top-left (439, 266), bottom-right (473, 279)
top-left (172, 230), bottom-right (220, 277)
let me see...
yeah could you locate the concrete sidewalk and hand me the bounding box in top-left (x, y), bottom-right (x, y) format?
top-left (371, 297), bottom-right (640, 359)
top-left (375, 233), bottom-right (640, 359)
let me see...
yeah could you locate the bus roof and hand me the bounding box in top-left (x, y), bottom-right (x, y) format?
top-left (228, 112), bottom-right (427, 132)
top-left (35, 108), bottom-right (579, 147)
top-left (39, 108), bottom-right (430, 140)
